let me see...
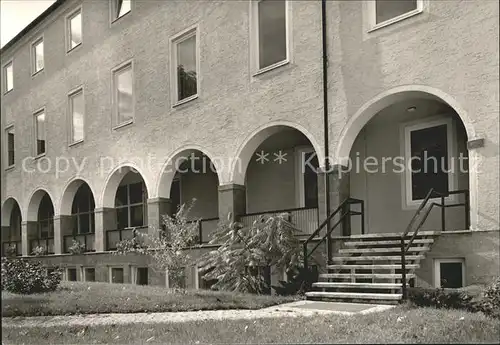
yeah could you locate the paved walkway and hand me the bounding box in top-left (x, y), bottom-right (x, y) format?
top-left (2, 301), bottom-right (394, 328)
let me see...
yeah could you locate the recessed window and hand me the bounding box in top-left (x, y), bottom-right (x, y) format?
top-left (110, 267), bottom-right (124, 283)
top-left (115, 181), bottom-right (147, 229)
top-left (370, 0), bottom-right (423, 30)
top-left (32, 38), bottom-right (44, 74)
top-left (434, 259), bottom-right (465, 288)
top-left (5, 126), bottom-right (14, 167)
top-left (112, 63), bottom-right (134, 127)
top-left (67, 9), bottom-right (82, 51)
top-left (4, 61), bottom-right (13, 92)
top-left (253, 0), bottom-right (289, 72)
top-left (111, 0), bottom-right (131, 22)
top-left (296, 148), bottom-right (319, 208)
top-left (34, 110), bottom-right (46, 156)
top-left (403, 118), bottom-right (455, 206)
top-left (67, 268), bottom-right (78, 281)
top-left (69, 89), bottom-right (84, 143)
top-left (71, 183), bottom-right (95, 234)
top-left (171, 28), bottom-right (198, 104)
top-left (83, 267), bottom-right (95, 282)
top-left (133, 267), bottom-right (148, 285)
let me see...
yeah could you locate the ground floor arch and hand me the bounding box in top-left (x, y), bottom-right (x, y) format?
top-left (1, 197), bottom-right (22, 256)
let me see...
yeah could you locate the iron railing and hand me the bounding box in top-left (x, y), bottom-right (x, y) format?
top-left (63, 233), bottom-right (96, 253)
top-left (400, 189), bottom-right (470, 299)
top-left (1, 240), bottom-right (22, 256)
top-left (106, 226), bottom-right (148, 251)
top-left (303, 199), bottom-right (364, 270)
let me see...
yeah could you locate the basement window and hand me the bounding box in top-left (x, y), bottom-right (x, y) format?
top-left (66, 268), bottom-right (78, 281)
top-left (83, 267), bottom-right (96, 282)
top-left (110, 267), bottom-right (124, 283)
top-left (434, 258), bottom-right (465, 288)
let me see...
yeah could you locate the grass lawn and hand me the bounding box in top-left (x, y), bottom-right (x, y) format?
top-left (2, 306), bottom-right (498, 344)
top-left (1, 281), bottom-right (297, 317)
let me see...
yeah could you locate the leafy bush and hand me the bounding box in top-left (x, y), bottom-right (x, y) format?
top-left (1, 258), bottom-right (62, 294)
top-left (272, 266), bottom-right (319, 296)
top-left (5, 244), bottom-right (18, 257)
top-left (31, 246), bottom-right (46, 256)
top-left (68, 240), bottom-right (86, 255)
top-left (474, 277), bottom-right (500, 318)
top-left (408, 287), bottom-right (474, 310)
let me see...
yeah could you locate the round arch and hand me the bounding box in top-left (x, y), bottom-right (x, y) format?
top-left (334, 85), bottom-right (476, 162)
top-left (230, 121), bottom-right (324, 186)
top-left (100, 163), bottom-right (152, 208)
top-left (26, 188), bottom-right (55, 222)
top-left (155, 145), bottom-right (222, 199)
top-left (59, 177), bottom-right (96, 216)
top-left (1, 197), bottom-right (23, 227)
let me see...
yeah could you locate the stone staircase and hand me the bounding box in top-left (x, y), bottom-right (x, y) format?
top-left (305, 231), bottom-right (441, 304)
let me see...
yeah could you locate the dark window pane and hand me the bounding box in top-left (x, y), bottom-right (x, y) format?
top-left (35, 112), bottom-right (46, 155)
top-left (410, 125), bottom-right (449, 200)
top-left (85, 268), bottom-right (95, 282)
top-left (79, 213), bottom-right (91, 234)
top-left (130, 205), bottom-right (144, 227)
top-left (7, 131), bottom-right (14, 165)
top-left (170, 179), bottom-right (181, 214)
top-left (303, 152), bottom-right (319, 208)
top-left (129, 182), bottom-right (144, 204)
top-left (136, 267), bottom-right (148, 285)
top-left (10, 205), bottom-right (21, 239)
top-left (376, 0), bottom-right (417, 24)
top-left (116, 207), bottom-right (129, 229)
top-left (67, 268), bottom-right (77, 281)
top-left (258, 0), bottom-right (287, 69)
top-left (177, 34), bottom-right (197, 101)
top-left (111, 268), bottom-right (124, 283)
top-left (440, 262), bottom-right (463, 288)
top-left (115, 185), bottom-right (128, 206)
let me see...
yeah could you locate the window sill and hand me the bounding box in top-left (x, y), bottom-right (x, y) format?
top-left (368, 9), bottom-right (423, 33)
top-left (111, 11), bottom-right (131, 25)
top-left (33, 153), bottom-right (46, 160)
top-left (4, 164), bottom-right (15, 172)
top-left (66, 42), bottom-right (82, 55)
top-left (3, 88), bottom-right (13, 95)
top-left (112, 120), bottom-right (134, 130)
top-left (253, 59), bottom-right (290, 77)
top-left (31, 68), bottom-right (45, 78)
top-left (172, 94), bottom-right (198, 108)
top-left (69, 139), bottom-right (84, 148)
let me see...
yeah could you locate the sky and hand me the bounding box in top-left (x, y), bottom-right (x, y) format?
top-left (1, 0), bottom-right (56, 48)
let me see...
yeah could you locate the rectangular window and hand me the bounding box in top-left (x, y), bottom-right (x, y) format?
top-left (112, 0), bottom-right (131, 22)
top-left (296, 148), bottom-right (318, 208)
top-left (256, 0), bottom-right (288, 71)
top-left (5, 126), bottom-right (14, 167)
top-left (32, 38), bottom-right (44, 74)
top-left (115, 182), bottom-right (146, 228)
top-left (133, 267), bottom-right (148, 285)
top-left (84, 267), bottom-right (95, 282)
top-left (434, 259), bottom-right (465, 288)
top-left (67, 9), bottom-right (82, 51)
top-left (110, 267), bottom-right (124, 283)
top-left (403, 118), bottom-right (455, 206)
top-left (112, 63), bottom-right (134, 126)
top-left (34, 110), bottom-right (46, 156)
top-left (69, 89), bottom-right (84, 143)
top-left (67, 268), bottom-right (78, 281)
top-left (4, 61), bottom-right (13, 92)
top-left (375, 0), bottom-right (418, 24)
top-left (171, 28), bottom-right (198, 104)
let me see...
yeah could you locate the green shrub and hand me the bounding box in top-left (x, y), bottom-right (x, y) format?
top-left (1, 258), bottom-right (62, 294)
top-left (408, 287), bottom-right (474, 310)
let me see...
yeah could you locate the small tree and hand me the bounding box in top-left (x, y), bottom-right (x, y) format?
top-left (115, 201), bottom-right (200, 289)
top-left (197, 213), bottom-right (304, 294)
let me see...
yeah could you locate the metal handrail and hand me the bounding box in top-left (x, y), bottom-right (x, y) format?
top-left (400, 188), bottom-right (470, 299)
top-left (303, 198), bottom-right (364, 270)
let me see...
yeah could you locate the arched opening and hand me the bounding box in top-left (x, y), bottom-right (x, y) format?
top-left (28, 191), bottom-right (55, 255)
top-left (1, 198), bottom-right (22, 256)
top-left (238, 126), bottom-right (321, 236)
top-left (345, 95), bottom-right (470, 234)
top-left (106, 170), bottom-right (148, 250)
top-left (61, 181), bottom-right (96, 253)
top-left (158, 149), bottom-right (220, 243)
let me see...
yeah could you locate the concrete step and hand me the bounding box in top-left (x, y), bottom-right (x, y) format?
top-left (320, 273), bottom-right (415, 279)
top-left (327, 264), bottom-right (419, 270)
top-left (344, 239), bottom-right (434, 247)
top-left (348, 231), bottom-right (440, 239)
top-left (312, 282), bottom-right (402, 289)
top-left (339, 247), bottom-right (430, 254)
top-left (305, 291), bottom-right (402, 300)
top-left (331, 255), bottom-right (425, 261)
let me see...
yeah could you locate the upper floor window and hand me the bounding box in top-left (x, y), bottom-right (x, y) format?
top-left (5, 125), bottom-right (14, 167)
top-left (252, 0), bottom-right (289, 73)
top-left (171, 27), bottom-right (199, 105)
top-left (32, 38), bottom-right (44, 74)
top-left (34, 109), bottom-right (46, 156)
top-left (370, 0), bottom-right (423, 30)
top-left (69, 88), bottom-right (84, 143)
top-left (112, 62), bottom-right (134, 127)
top-left (111, 0), bottom-right (131, 22)
top-left (4, 61), bottom-right (13, 92)
top-left (67, 8), bottom-right (82, 51)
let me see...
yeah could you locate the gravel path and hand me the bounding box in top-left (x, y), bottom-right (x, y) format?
top-left (2, 301), bottom-right (394, 328)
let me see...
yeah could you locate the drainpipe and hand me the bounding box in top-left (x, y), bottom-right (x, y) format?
top-left (321, 0), bottom-right (332, 264)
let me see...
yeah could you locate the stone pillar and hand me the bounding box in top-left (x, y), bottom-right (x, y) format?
top-left (21, 221), bottom-right (37, 256)
top-left (218, 184), bottom-right (246, 222)
top-left (147, 197), bottom-right (172, 233)
top-left (94, 208), bottom-right (116, 252)
top-left (318, 165), bottom-right (351, 234)
top-left (53, 215), bottom-right (73, 254)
